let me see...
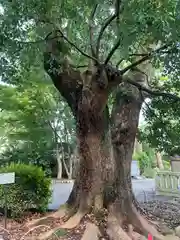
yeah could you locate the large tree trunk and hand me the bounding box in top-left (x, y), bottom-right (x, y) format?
top-left (107, 78), bottom-right (162, 239)
top-left (111, 85), bottom-right (142, 199)
top-left (67, 106), bottom-right (110, 211)
top-left (109, 83), bottom-right (144, 236)
top-left (30, 35), bottom-right (164, 240)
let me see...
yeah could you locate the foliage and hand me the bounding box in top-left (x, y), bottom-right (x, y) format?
top-left (139, 97), bottom-right (180, 156)
top-left (134, 152), bottom-right (148, 174)
top-left (0, 0), bottom-right (180, 163)
top-left (0, 0), bottom-right (180, 82)
top-left (0, 163), bottom-right (51, 217)
top-left (0, 144), bottom-right (55, 176)
top-left (133, 144), bottom-right (156, 174)
top-left (0, 80), bottom-right (76, 176)
top-left (143, 167), bottom-right (157, 179)
top-left (163, 160), bottom-right (171, 170)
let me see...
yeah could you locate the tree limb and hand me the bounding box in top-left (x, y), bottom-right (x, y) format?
top-left (43, 32), bottom-right (83, 117)
top-left (105, 30), bottom-right (138, 65)
top-left (89, 4), bottom-right (98, 58)
top-left (129, 53), bottom-right (149, 57)
top-left (55, 30), bottom-right (99, 63)
top-left (120, 43), bottom-right (170, 75)
top-left (125, 77), bottom-right (180, 102)
top-left (96, 14), bottom-right (117, 58)
top-left (9, 30), bottom-right (99, 63)
top-left (105, 62), bottom-right (180, 102)
top-left (115, 0), bottom-right (122, 27)
top-left (116, 58), bottom-right (124, 68)
top-left (105, 38), bottom-right (121, 64)
top-left (7, 36), bottom-right (58, 45)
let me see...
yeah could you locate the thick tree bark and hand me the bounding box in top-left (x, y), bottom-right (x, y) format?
top-left (67, 105), bottom-right (110, 211)
top-left (110, 83), bottom-right (143, 215)
top-left (107, 79), bottom-right (162, 239)
top-left (33, 35), bottom-right (164, 240)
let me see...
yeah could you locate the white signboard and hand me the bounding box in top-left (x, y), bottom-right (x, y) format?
top-left (0, 172), bottom-right (15, 185)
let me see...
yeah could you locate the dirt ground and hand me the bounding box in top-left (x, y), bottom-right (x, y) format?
top-left (1, 199), bottom-right (180, 240)
top-left (0, 211), bottom-right (143, 240)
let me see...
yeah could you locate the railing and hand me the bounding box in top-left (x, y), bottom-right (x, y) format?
top-left (156, 171), bottom-right (180, 196)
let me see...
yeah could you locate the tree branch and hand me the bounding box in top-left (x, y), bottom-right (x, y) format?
top-left (115, 0), bottom-right (122, 27)
top-left (125, 77), bottom-right (180, 102)
top-left (89, 4), bottom-right (98, 58)
top-left (116, 58), bottom-right (124, 68)
top-left (55, 30), bottom-right (99, 63)
top-left (105, 61), bottom-right (180, 102)
top-left (96, 14), bottom-right (117, 58)
top-left (7, 36), bottom-right (58, 45)
top-left (120, 43), bottom-right (170, 75)
top-left (104, 38), bottom-right (121, 64)
top-left (129, 53), bottom-right (148, 57)
top-left (9, 30), bottom-right (99, 63)
top-left (105, 29), bottom-right (138, 65)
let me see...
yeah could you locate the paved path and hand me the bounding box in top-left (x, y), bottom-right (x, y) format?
top-left (48, 179), bottom-right (160, 210)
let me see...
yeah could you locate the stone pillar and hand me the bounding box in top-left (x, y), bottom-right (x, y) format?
top-left (170, 155), bottom-right (180, 172)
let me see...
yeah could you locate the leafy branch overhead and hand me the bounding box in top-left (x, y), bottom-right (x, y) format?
top-left (1, 0), bottom-right (180, 102)
top-left (2, 1), bottom-right (180, 238)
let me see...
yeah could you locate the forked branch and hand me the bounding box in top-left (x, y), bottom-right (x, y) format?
top-left (120, 43), bottom-right (171, 75)
top-left (125, 77), bottom-right (180, 102)
top-left (50, 29), bottom-right (99, 63)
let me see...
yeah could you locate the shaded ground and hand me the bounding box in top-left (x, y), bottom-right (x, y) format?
top-left (0, 212), bottom-right (141, 240)
top-left (1, 197), bottom-right (180, 240)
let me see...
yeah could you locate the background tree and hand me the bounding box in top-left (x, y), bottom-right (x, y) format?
top-left (0, 78), bottom-right (76, 178)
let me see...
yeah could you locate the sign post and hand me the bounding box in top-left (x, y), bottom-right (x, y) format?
top-left (0, 172), bottom-right (15, 229)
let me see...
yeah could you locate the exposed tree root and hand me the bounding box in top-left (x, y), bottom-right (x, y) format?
top-left (127, 224), bottom-right (134, 239)
top-left (106, 201), bottom-right (165, 240)
top-left (81, 222), bottom-right (101, 240)
top-left (21, 225), bottom-right (52, 240)
top-left (26, 204), bottom-right (68, 228)
top-left (107, 212), bottom-right (132, 240)
top-left (60, 210), bottom-right (87, 229)
top-left (62, 205), bottom-right (77, 222)
top-left (128, 205), bottom-right (164, 240)
top-left (37, 227), bottom-right (60, 240)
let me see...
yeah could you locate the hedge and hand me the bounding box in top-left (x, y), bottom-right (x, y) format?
top-left (0, 163), bottom-right (52, 217)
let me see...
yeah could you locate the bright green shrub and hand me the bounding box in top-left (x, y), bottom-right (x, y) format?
top-left (143, 167), bottom-right (157, 178)
top-left (163, 160), bottom-right (171, 170)
top-left (133, 152), bottom-right (149, 174)
top-left (133, 150), bottom-right (156, 174)
top-left (0, 163), bottom-right (52, 217)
